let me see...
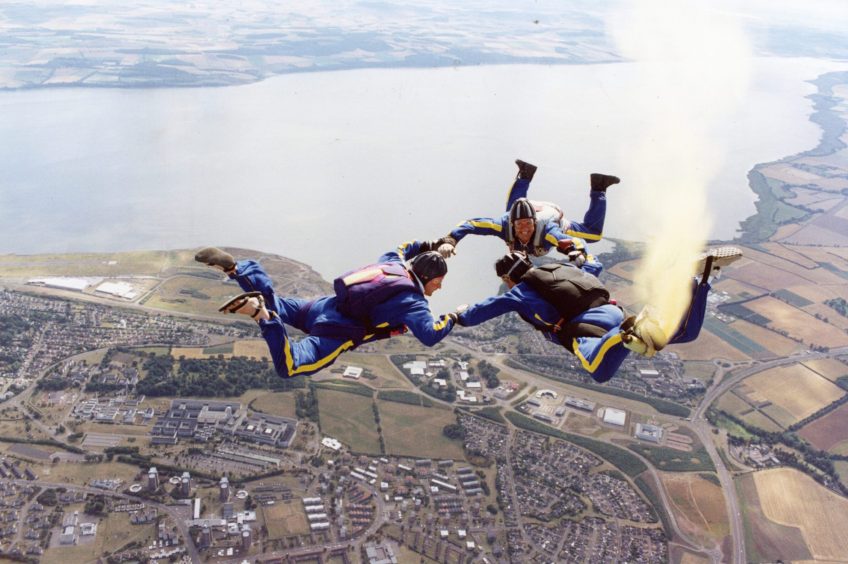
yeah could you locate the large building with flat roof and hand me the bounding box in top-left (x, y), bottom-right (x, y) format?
top-left (602, 407), bottom-right (627, 427)
top-left (635, 423), bottom-right (663, 443)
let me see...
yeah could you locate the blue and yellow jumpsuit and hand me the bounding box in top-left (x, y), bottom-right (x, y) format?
top-left (229, 241), bottom-right (456, 379)
top-left (506, 176), bottom-right (608, 243)
top-left (458, 275), bottom-right (712, 383)
top-left (446, 176), bottom-right (608, 256)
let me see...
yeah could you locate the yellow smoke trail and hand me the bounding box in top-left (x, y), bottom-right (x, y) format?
top-left (609, 0), bottom-right (751, 338)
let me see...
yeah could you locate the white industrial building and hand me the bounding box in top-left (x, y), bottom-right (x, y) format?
top-left (95, 280), bottom-right (140, 299)
top-left (602, 407), bottom-right (627, 427)
top-left (343, 366), bottom-right (363, 379)
top-left (635, 423), bottom-right (663, 443)
top-left (28, 277), bottom-right (94, 291)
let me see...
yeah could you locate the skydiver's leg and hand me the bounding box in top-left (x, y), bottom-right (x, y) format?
top-left (563, 304), bottom-right (629, 383)
top-left (258, 317), bottom-right (356, 379)
top-left (668, 278), bottom-right (711, 344)
top-left (571, 330), bottom-right (630, 383)
top-left (506, 160), bottom-right (537, 211)
top-left (506, 178), bottom-right (531, 211)
top-left (230, 259), bottom-right (311, 321)
top-left (564, 190), bottom-right (606, 243)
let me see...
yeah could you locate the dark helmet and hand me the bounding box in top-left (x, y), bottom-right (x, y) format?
top-left (409, 251), bottom-right (448, 285)
top-left (509, 198), bottom-right (536, 224)
top-left (495, 251), bottom-right (532, 283)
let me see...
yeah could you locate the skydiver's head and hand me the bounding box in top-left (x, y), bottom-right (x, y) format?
top-left (509, 198), bottom-right (536, 244)
top-left (495, 251), bottom-right (532, 289)
top-left (409, 251), bottom-right (448, 296)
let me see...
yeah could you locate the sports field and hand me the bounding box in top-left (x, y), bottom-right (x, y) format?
top-left (262, 500), bottom-right (309, 538)
top-left (42, 461), bottom-right (141, 485)
top-left (250, 391), bottom-right (297, 418)
top-left (378, 400), bottom-right (465, 460)
top-left (662, 473), bottom-right (728, 547)
top-left (754, 467), bottom-right (848, 561)
top-left (739, 364), bottom-right (844, 425)
top-left (316, 388), bottom-right (381, 453)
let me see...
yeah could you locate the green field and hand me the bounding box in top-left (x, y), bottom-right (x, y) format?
top-left (704, 317), bottom-right (767, 356)
top-left (716, 390), bottom-right (754, 417)
top-left (377, 390), bottom-right (430, 406)
top-left (203, 342), bottom-right (235, 355)
top-left (250, 391), bottom-right (297, 418)
top-left (713, 411), bottom-right (757, 440)
top-left (628, 443), bottom-right (716, 472)
top-left (0, 249), bottom-right (198, 277)
top-left (760, 403), bottom-right (795, 430)
top-left (773, 289), bottom-right (814, 307)
top-left (143, 274), bottom-right (235, 314)
top-left (340, 352), bottom-right (412, 389)
top-left (378, 400), bottom-right (465, 460)
top-left (316, 388), bottom-right (381, 453)
top-left (738, 409), bottom-right (783, 433)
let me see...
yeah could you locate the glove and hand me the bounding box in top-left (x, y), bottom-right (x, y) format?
top-left (567, 250), bottom-right (586, 268)
top-left (438, 243), bottom-right (456, 258)
top-left (436, 235), bottom-right (457, 258)
top-left (556, 239), bottom-right (575, 254)
top-left (447, 312), bottom-right (459, 324)
top-left (453, 304), bottom-right (468, 326)
top-left (389, 326), bottom-right (408, 337)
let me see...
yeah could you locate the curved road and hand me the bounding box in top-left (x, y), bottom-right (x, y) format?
top-left (690, 347), bottom-right (848, 564)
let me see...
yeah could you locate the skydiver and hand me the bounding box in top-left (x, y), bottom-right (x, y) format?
top-left (456, 247), bottom-right (743, 383)
top-left (434, 159), bottom-right (620, 260)
top-left (195, 241), bottom-right (459, 379)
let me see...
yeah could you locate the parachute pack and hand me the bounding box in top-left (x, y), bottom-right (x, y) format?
top-left (333, 262), bottom-right (417, 322)
top-left (520, 262), bottom-right (610, 324)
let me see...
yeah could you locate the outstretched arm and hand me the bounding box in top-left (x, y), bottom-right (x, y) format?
top-left (400, 298), bottom-right (456, 347)
top-left (458, 291), bottom-right (523, 327)
top-left (446, 215), bottom-right (507, 246)
top-left (378, 240), bottom-right (436, 264)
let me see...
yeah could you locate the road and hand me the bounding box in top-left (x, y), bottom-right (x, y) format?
top-left (690, 347), bottom-right (848, 564)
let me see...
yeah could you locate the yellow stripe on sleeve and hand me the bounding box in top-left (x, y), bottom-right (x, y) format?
top-left (432, 315), bottom-right (451, 332)
top-left (469, 220), bottom-right (503, 232)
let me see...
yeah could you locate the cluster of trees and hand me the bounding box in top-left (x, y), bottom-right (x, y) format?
top-left (710, 408), bottom-right (848, 496)
top-left (36, 377), bottom-right (72, 392)
top-left (296, 387), bottom-right (319, 422)
top-left (477, 360), bottom-right (501, 388)
top-left (0, 314), bottom-right (34, 350)
top-left (84, 494), bottom-right (108, 516)
top-left (825, 297), bottom-right (848, 317)
top-left (442, 423), bottom-right (466, 440)
top-left (135, 354), bottom-right (304, 398)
